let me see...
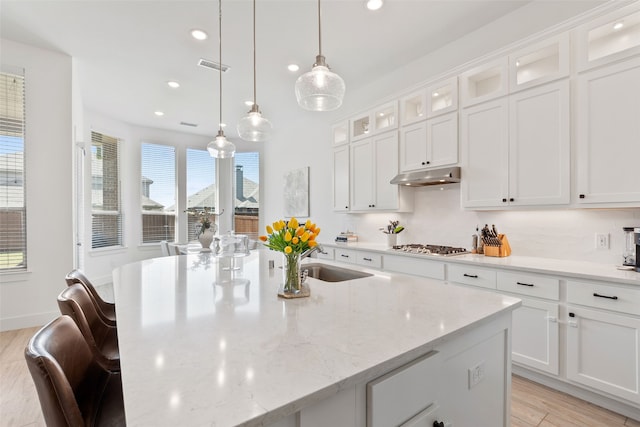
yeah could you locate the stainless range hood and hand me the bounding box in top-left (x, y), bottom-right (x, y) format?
top-left (390, 166), bottom-right (461, 187)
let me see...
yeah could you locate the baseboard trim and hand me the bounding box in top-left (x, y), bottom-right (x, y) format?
top-left (513, 365), bottom-right (640, 421)
top-left (0, 311), bottom-right (58, 332)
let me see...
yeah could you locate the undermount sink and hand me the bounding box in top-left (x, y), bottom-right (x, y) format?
top-left (302, 263), bottom-right (373, 282)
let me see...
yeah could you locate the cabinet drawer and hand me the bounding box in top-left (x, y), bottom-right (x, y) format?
top-left (497, 271), bottom-right (559, 300)
top-left (383, 255), bottom-right (445, 280)
top-left (567, 281), bottom-right (640, 316)
top-left (356, 251), bottom-right (382, 269)
top-left (448, 264), bottom-right (496, 289)
top-left (334, 248), bottom-right (357, 264)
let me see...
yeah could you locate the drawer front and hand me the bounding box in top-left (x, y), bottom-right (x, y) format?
top-left (497, 271), bottom-right (559, 300)
top-left (567, 281), bottom-right (640, 316)
top-left (448, 264), bottom-right (496, 289)
top-left (356, 251), bottom-right (382, 269)
top-left (383, 255), bottom-right (445, 280)
top-left (334, 248), bottom-right (357, 264)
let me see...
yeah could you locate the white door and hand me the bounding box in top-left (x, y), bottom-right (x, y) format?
top-left (511, 298), bottom-right (559, 375)
top-left (567, 306), bottom-right (640, 404)
top-left (461, 98), bottom-right (509, 208)
top-left (332, 145), bottom-right (350, 212)
top-left (576, 57), bottom-right (640, 204)
top-left (399, 121), bottom-right (428, 173)
top-left (372, 131), bottom-right (399, 210)
top-left (427, 111), bottom-right (458, 168)
top-left (350, 138), bottom-right (374, 211)
top-left (508, 80), bottom-right (570, 206)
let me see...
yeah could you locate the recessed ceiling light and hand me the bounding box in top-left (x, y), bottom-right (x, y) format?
top-left (433, 92), bottom-right (439, 97)
top-left (154, 111), bottom-right (164, 116)
top-left (613, 21), bottom-right (624, 30)
top-left (366, 0), bottom-right (383, 11)
top-left (167, 81), bottom-right (180, 89)
top-left (287, 64), bottom-right (300, 72)
top-left (191, 29), bottom-right (208, 40)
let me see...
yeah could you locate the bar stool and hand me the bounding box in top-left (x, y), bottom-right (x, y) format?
top-left (65, 269), bottom-right (116, 326)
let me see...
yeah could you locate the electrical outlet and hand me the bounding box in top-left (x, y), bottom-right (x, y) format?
top-left (468, 361), bottom-right (485, 389)
top-left (595, 233), bottom-right (609, 250)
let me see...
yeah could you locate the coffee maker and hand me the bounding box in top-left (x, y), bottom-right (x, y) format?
top-left (635, 228), bottom-right (640, 273)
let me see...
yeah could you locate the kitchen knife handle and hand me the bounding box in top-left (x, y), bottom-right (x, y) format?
top-left (463, 274), bottom-right (478, 278)
top-left (517, 282), bottom-right (534, 287)
top-left (593, 292), bottom-right (618, 300)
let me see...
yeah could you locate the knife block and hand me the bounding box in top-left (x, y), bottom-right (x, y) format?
top-left (484, 234), bottom-right (511, 257)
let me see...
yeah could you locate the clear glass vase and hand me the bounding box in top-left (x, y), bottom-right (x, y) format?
top-left (279, 252), bottom-right (310, 298)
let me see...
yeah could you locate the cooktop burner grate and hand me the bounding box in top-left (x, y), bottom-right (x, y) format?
top-left (391, 244), bottom-right (468, 256)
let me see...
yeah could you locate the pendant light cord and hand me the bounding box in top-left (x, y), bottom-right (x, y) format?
top-left (252, 0), bottom-right (257, 106)
top-left (219, 0), bottom-right (223, 132)
top-left (317, 0), bottom-right (322, 57)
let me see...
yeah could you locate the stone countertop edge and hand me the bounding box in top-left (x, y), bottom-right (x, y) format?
top-left (321, 242), bottom-right (640, 287)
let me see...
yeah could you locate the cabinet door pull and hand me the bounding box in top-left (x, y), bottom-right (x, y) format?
top-left (579, 194), bottom-right (585, 199)
top-left (516, 281), bottom-right (534, 287)
top-left (502, 198), bottom-right (507, 203)
top-left (363, 257), bottom-right (372, 262)
top-left (463, 273), bottom-right (478, 278)
top-left (341, 254), bottom-right (350, 258)
top-left (593, 292), bottom-right (618, 300)
top-left (509, 198), bottom-right (514, 202)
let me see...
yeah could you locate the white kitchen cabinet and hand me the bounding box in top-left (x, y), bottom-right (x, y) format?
top-left (356, 251), bottom-right (382, 269)
top-left (400, 88), bottom-right (427, 126)
top-left (575, 4), bottom-right (640, 72)
top-left (332, 121), bottom-right (349, 147)
top-left (351, 131), bottom-right (410, 212)
top-left (508, 34), bottom-right (569, 92)
top-left (334, 247), bottom-right (357, 264)
top-left (575, 57), bottom-right (640, 205)
top-left (511, 298), bottom-right (560, 375)
top-left (427, 76), bottom-right (458, 117)
top-left (566, 305), bottom-right (640, 404)
top-left (383, 255), bottom-right (445, 280)
top-left (350, 102), bottom-right (398, 142)
top-left (460, 98), bottom-right (509, 208)
top-left (332, 145), bottom-right (350, 212)
top-left (462, 80), bottom-right (569, 208)
top-left (460, 58), bottom-right (508, 107)
top-left (447, 264), bottom-right (497, 289)
top-left (399, 113), bottom-right (458, 173)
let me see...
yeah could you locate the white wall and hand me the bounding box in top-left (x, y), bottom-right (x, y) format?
top-left (0, 39), bottom-right (74, 330)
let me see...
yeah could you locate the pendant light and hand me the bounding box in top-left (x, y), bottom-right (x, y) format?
top-left (295, 0), bottom-right (346, 111)
top-left (237, 0), bottom-right (272, 142)
top-left (207, 0), bottom-right (235, 159)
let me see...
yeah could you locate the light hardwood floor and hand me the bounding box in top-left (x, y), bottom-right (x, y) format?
top-left (1, 326), bottom-right (639, 427)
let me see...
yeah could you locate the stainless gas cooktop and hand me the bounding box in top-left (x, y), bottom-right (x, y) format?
top-left (391, 244), bottom-right (469, 257)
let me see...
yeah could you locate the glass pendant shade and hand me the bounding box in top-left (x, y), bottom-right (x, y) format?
top-left (295, 56), bottom-right (345, 112)
top-left (207, 131), bottom-right (236, 159)
top-left (237, 106), bottom-right (272, 142)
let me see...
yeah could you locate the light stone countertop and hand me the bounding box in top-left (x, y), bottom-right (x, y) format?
top-left (112, 250), bottom-right (520, 427)
top-left (322, 242), bottom-right (640, 287)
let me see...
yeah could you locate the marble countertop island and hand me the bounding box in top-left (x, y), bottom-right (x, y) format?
top-left (112, 250), bottom-right (520, 426)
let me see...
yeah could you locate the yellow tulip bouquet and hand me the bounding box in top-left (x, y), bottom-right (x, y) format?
top-left (260, 217), bottom-right (320, 294)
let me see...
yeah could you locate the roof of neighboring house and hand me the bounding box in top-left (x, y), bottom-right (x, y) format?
top-left (177, 176), bottom-right (259, 211)
top-left (141, 195), bottom-right (165, 210)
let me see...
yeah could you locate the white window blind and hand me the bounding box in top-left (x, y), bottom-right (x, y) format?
top-left (186, 148), bottom-right (216, 241)
top-left (0, 68), bottom-right (26, 271)
top-left (141, 142), bottom-right (175, 243)
top-left (91, 131), bottom-right (122, 249)
top-left (234, 152), bottom-right (259, 241)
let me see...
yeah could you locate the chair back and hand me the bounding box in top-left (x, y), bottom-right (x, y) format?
top-left (58, 284), bottom-right (120, 371)
top-left (25, 316), bottom-right (106, 427)
top-left (65, 269), bottom-right (116, 326)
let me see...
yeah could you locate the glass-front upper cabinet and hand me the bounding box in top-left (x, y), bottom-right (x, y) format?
top-left (332, 121), bottom-right (349, 146)
top-left (350, 112), bottom-right (371, 141)
top-left (509, 35), bottom-right (569, 92)
top-left (460, 58), bottom-right (508, 107)
top-left (427, 76), bottom-right (458, 117)
top-left (575, 4), bottom-right (640, 71)
top-left (372, 101), bottom-right (398, 133)
top-left (400, 89), bottom-right (427, 126)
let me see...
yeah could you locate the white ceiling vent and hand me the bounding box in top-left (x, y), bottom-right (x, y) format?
top-left (180, 121), bottom-right (198, 127)
top-left (198, 58), bottom-right (229, 72)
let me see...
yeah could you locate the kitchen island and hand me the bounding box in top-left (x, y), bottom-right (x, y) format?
top-left (112, 250), bottom-right (521, 426)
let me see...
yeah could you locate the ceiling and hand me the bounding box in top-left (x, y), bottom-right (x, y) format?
top-left (0, 0), bottom-right (602, 139)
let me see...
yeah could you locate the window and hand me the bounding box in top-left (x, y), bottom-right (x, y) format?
top-left (91, 131), bottom-right (122, 249)
top-left (234, 152), bottom-right (259, 240)
top-left (186, 148), bottom-right (216, 241)
top-left (141, 143), bottom-right (176, 243)
top-left (0, 68), bottom-right (26, 271)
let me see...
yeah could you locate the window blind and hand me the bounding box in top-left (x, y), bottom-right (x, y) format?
top-left (186, 148), bottom-right (216, 241)
top-left (234, 152), bottom-right (259, 241)
top-left (141, 142), bottom-right (175, 243)
top-left (0, 68), bottom-right (26, 271)
top-left (91, 131), bottom-right (122, 249)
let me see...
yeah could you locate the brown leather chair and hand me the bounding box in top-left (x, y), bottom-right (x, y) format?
top-left (65, 269), bottom-right (116, 326)
top-left (57, 284), bottom-right (120, 372)
top-left (24, 315), bottom-right (126, 427)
